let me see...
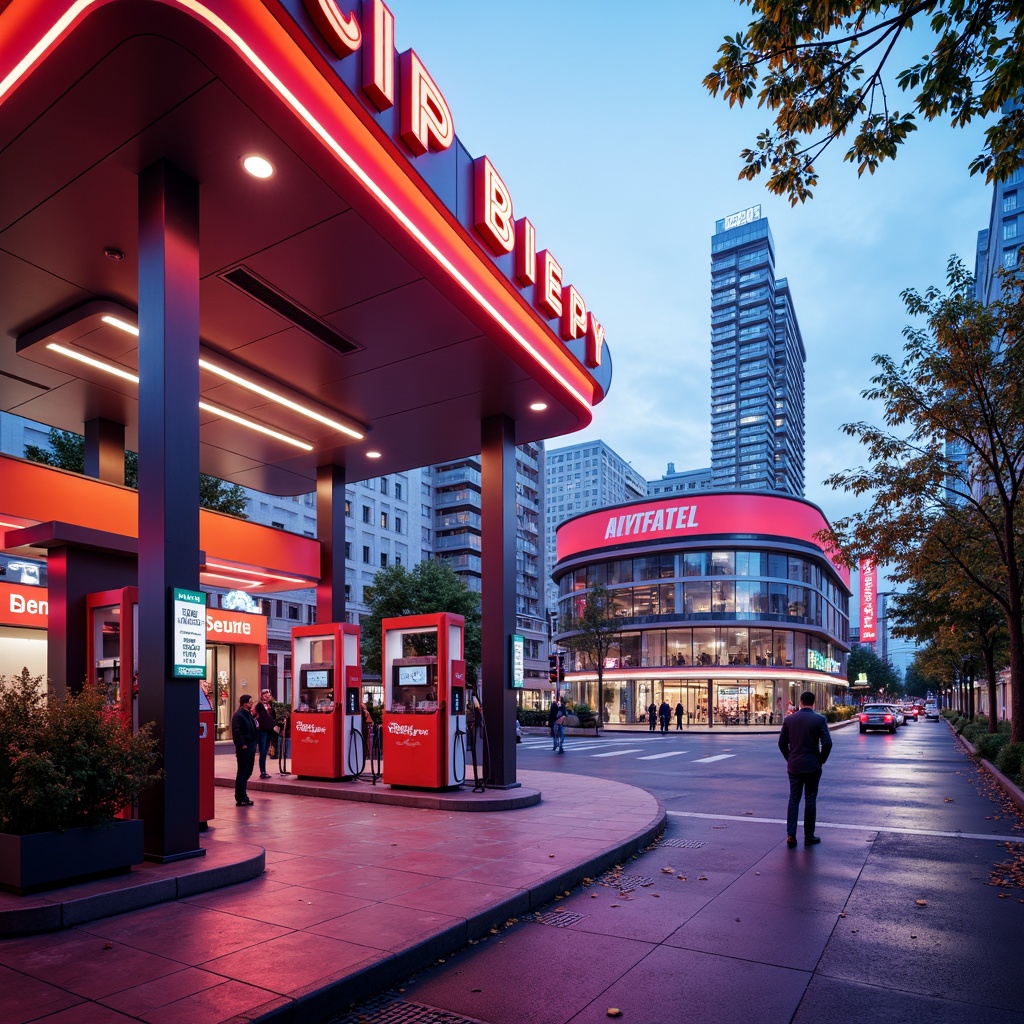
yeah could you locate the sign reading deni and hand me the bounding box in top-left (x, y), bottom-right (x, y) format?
top-left (173, 588), bottom-right (207, 678)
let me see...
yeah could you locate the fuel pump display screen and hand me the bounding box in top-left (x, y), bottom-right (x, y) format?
top-left (451, 686), bottom-right (464, 714)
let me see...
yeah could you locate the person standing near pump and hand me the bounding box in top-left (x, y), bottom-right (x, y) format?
top-left (231, 694), bottom-right (258, 806)
top-left (778, 691), bottom-right (832, 847)
top-left (254, 689), bottom-right (280, 778)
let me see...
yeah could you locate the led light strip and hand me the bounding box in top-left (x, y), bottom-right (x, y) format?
top-left (199, 401), bottom-right (312, 450)
top-left (46, 343), bottom-right (313, 450)
top-left (204, 560), bottom-right (310, 585)
top-left (199, 571), bottom-right (262, 588)
top-left (97, 315), bottom-right (366, 440)
top-left (198, 358), bottom-right (364, 439)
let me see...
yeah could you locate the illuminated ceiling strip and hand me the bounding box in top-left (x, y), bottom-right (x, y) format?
top-left (47, 343), bottom-right (139, 382)
top-left (9, 2), bottom-right (592, 412)
top-left (204, 561), bottom-right (310, 585)
top-left (100, 313), bottom-right (366, 440)
top-left (199, 401), bottom-right (313, 451)
top-left (175, 1), bottom-right (593, 412)
top-left (198, 358), bottom-right (364, 439)
top-left (199, 571), bottom-right (261, 588)
top-left (101, 314), bottom-right (139, 336)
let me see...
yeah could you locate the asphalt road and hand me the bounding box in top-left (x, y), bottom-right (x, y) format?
top-left (329, 719), bottom-right (1024, 1024)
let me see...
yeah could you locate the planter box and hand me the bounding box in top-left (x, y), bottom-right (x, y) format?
top-left (0, 819), bottom-right (145, 895)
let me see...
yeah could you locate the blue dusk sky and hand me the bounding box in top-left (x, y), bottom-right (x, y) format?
top-left (385, 0), bottom-right (992, 534)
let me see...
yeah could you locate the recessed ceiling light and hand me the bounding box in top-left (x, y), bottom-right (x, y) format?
top-left (103, 247), bottom-right (125, 261)
top-left (366, 451), bottom-right (382, 459)
top-left (242, 154), bottom-right (274, 178)
top-left (529, 401), bottom-right (547, 411)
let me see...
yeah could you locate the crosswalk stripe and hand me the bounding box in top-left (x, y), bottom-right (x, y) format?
top-left (691, 754), bottom-right (736, 763)
top-left (636, 751), bottom-right (689, 761)
top-left (591, 748), bottom-right (644, 758)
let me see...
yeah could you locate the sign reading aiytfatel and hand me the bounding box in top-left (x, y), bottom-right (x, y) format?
top-left (173, 588), bottom-right (207, 678)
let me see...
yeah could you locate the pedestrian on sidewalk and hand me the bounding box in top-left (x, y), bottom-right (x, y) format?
top-left (254, 688), bottom-right (280, 778)
top-left (778, 690), bottom-right (832, 847)
top-left (548, 694), bottom-right (560, 738)
top-left (658, 699), bottom-right (670, 734)
top-left (231, 693), bottom-right (258, 806)
top-left (553, 699), bottom-right (567, 753)
top-left (647, 701), bottom-right (657, 732)
top-left (675, 701), bottom-right (684, 730)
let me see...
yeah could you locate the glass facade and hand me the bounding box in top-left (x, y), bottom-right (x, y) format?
top-left (553, 502), bottom-right (849, 725)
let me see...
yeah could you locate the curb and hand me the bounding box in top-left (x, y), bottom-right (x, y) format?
top-left (950, 721), bottom-right (1024, 816)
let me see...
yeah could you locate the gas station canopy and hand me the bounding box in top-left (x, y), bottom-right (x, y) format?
top-left (0, 0), bottom-right (611, 494)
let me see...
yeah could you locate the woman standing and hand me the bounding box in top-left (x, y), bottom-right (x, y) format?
top-left (254, 689), bottom-right (280, 779)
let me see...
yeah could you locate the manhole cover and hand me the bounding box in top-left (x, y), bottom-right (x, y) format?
top-left (535, 910), bottom-right (586, 927)
top-left (329, 995), bottom-right (487, 1024)
top-left (660, 838), bottom-right (707, 849)
top-left (600, 871), bottom-right (655, 892)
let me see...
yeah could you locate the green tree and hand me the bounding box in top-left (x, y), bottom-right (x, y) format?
top-left (888, 519), bottom-right (1008, 728)
top-left (25, 428), bottom-right (248, 517)
top-left (822, 259), bottom-right (1024, 742)
top-left (705, 1), bottom-right (1024, 203)
top-left (847, 644), bottom-right (902, 698)
top-left (360, 560), bottom-right (481, 683)
top-left (557, 584), bottom-right (625, 733)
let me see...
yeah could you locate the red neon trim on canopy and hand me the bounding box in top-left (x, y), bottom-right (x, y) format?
top-left (0, 0), bottom-right (599, 418)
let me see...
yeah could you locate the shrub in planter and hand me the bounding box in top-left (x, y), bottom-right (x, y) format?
top-left (975, 732), bottom-right (1010, 762)
top-left (573, 703), bottom-right (596, 728)
top-left (0, 669), bottom-right (160, 835)
top-left (995, 742), bottom-right (1024, 785)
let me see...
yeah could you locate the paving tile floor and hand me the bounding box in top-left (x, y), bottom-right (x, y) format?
top-left (0, 767), bottom-right (663, 1024)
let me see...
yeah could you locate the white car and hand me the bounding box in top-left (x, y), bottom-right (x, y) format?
top-left (924, 702), bottom-right (939, 720)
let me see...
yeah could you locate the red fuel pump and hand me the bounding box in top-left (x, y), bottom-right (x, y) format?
top-left (382, 613), bottom-right (465, 790)
top-left (290, 622), bottom-right (361, 779)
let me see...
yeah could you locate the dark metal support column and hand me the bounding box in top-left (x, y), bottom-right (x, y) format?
top-left (136, 160), bottom-right (202, 863)
top-left (707, 679), bottom-right (714, 727)
top-left (480, 414), bottom-right (518, 789)
top-left (84, 417), bottom-right (126, 484)
top-left (316, 464), bottom-right (347, 624)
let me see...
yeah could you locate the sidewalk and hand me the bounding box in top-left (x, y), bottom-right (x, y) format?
top-left (0, 759), bottom-right (664, 1024)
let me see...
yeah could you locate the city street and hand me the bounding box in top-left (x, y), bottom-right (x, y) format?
top-left (331, 720), bottom-right (1024, 1024)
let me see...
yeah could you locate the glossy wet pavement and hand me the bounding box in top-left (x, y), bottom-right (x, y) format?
top-left (1, 725), bottom-right (1023, 1024)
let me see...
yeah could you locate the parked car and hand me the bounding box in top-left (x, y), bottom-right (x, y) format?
top-left (924, 701), bottom-right (939, 720)
top-left (859, 704), bottom-right (898, 734)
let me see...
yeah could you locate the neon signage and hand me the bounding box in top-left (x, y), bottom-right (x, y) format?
top-left (300, 0), bottom-right (604, 367)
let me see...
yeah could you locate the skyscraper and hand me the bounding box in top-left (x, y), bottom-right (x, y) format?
top-left (710, 205), bottom-right (806, 495)
top-left (543, 440), bottom-right (647, 614)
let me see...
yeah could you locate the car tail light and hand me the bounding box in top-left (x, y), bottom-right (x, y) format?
top-left (883, 714), bottom-right (893, 722)
top-left (859, 714), bottom-right (868, 723)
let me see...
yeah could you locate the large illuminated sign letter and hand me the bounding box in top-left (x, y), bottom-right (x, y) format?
top-left (303, 0), bottom-right (362, 58)
top-left (399, 50), bottom-right (455, 155)
top-left (536, 250), bottom-right (563, 319)
top-left (560, 285), bottom-right (587, 341)
top-left (585, 312), bottom-right (605, 368)
top-left (362, 0), bottom-right (395, 110)
top-left (473, 157), bottom-right (514, 255)
top-left (514, 218), bottom-right (536, 285)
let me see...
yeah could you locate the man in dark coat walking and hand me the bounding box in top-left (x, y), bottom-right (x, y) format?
top-left (231, 693), bottom-right (259, 806)
top-left (778, 691), bottom-right (832, 847)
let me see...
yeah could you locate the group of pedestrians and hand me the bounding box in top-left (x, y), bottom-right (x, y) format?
top-left (231, 690), bottom-right (282, 806)
top-left (646, 700), bottom-right (686, 732)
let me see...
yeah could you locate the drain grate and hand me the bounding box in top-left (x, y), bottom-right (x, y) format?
top-left (535, 910), bottom-right (586, 927)
top-left (660, 838), bottom-right (708, 849)
top-left (329, 995), bottom-right (487, 1024)
top-left (600, 871), bottom-right (655, 892)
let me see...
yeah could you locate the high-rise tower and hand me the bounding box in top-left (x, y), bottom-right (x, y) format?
top-left (710, 206), bottom-right (805, 495)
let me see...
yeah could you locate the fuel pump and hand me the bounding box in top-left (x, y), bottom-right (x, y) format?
top-left (290, 622), bottom-right (361, 780)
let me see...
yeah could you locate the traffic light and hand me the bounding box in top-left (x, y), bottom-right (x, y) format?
top-left (557, 652), bottom-right (566, 682)
top-left (548, 654), bottom-right (558, 684)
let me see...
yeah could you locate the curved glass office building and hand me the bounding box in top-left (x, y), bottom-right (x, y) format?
top-left (552, 492), bottom-right (851, 726)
